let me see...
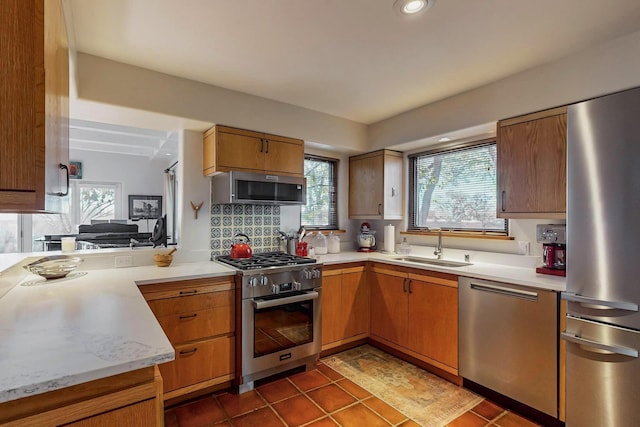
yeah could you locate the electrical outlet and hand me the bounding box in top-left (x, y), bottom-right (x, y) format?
top-left (114, 255), bottom-right (133, 268)
top-left (518, 241), bottom-right (530, 255)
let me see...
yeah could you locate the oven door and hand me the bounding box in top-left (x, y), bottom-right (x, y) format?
top-left (242, 289), bottom-right (321, 380)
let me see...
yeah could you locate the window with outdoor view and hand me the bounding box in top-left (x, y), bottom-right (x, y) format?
top-left (409, 141), bottom-right (507, 233)
top-left (302, 155), bottom-right (338, 229)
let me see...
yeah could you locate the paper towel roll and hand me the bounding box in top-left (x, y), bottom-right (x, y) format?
top-left (384, 224), bottom-right (395, 253)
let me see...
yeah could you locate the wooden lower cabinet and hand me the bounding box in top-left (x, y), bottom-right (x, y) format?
top-left (369, 263), bottom-right (458, 375)
top-left (0, 367), bottom-right (162, 427)
top-left (139, 276), bottom-right (236, 401)
top-left (321, 264), bottom-right (369, 351)
top-left (160, 336), bottom-right (234, 392)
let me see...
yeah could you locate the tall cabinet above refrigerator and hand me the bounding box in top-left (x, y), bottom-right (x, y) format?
top-left (562, 87), bottom-right (640, 427)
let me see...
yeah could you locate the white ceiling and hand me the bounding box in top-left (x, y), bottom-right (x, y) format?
top-left (69, 119), bottom-right (178, 159)
top-left (68, 0), bottom-right (640, 125)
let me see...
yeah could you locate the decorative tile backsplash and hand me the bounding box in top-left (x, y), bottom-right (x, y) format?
top-left (210, 204), bottom-right (281, 258)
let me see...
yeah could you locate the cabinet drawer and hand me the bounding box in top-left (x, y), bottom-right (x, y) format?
top-left (156, 304), bottom-right (234, 343)
top-left (159, 336), bottom-right (235, 392)
top-left (147, 290), bottom-right (233, 317)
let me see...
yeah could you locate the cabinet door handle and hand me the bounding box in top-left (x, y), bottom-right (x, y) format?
top-left (179, 313), bottom-right (198, 320)
top-left (265, 140), bottom-right (270, 154)
top-left (57, 164), bottom-right (69, 197)
top-left (179, 290), bottom-right (198, 295)
top-left (408, 279), bottom-right (413, 294)
top-left (501, 190), bottom-right (506, 212)
top-left (179, 348), bottom-right (198, 356)
top-left (402, 278), bottom-right (407, 293)
top-left (260, 138), bottom-right (264, 153)
top-left (391, 187), bottom-right (396, 197)
top-left (378, 204), bottom-right (382, 215)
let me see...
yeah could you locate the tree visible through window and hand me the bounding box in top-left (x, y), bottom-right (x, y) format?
top-left (409, 142), bottom-right (506, 233)
top-left (302, 155), bottom-right (338, 229)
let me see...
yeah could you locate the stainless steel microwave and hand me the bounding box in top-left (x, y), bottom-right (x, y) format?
top-left (211, 171), bottom-right (306, 205)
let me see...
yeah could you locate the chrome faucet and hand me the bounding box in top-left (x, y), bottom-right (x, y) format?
top-left (433, 228), bottom-right (443, 259)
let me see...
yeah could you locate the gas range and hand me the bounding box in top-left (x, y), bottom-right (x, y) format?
top-left (216, 252), bottom-right (321, 299)
top-left (216, 252), bottom-right (317, 271)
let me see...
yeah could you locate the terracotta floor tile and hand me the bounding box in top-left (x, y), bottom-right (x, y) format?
top-left (258, 378), bottom-right (300, 403)
top-left (335, 378), bottom-right (372, 399)
top-left (493, 412), bottom-right (541, 427)
top-left (216, 390), bottom-right (266, 418)
top-left (173, 396), bottom-right (226, 427)
top-left (272, 394), bottom-right (326, 426)
top-left (332, 403), bottom-right (391, 427)
top-left (307, 383), bottom-right (357, 413)
top-left (316, 362), bottom-right (344, 381)
top-left (363, 396), bottom-right (407, 425)
top-left (471, 400), bottom-right (504, 421)
top-left (232, 407), bottom-right (285, 427)
top-left (304, 416), bottom-right (340, 426)
top-left (289, 369), bottom-right (331, 391)
top-left (447, 411), bottom-right (489, 427)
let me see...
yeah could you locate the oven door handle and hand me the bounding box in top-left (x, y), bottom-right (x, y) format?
top-left (253, 291), bottom-right (319, 309)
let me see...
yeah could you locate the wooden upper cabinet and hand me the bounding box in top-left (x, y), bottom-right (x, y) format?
top-left (0, 0), bottom-right (69, 213)
top-left (497, 106), bottom-right (567, 218)
top-left (349, 149), bottom-right (403, 220)
top-left (203, 125), bottom-right (304, 177)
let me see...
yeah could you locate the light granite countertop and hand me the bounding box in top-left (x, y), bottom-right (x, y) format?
top-left (0, 258), bottom-right (236, 404)
top-left (0, 247), bottom-right (564, 404)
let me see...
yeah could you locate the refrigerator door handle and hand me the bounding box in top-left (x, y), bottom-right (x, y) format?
top-left (561, 332), bottom-right (639, 358)
top-left (562, 292), bottom-right (639, 312)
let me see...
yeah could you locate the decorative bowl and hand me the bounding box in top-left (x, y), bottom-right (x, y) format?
top-left (24, 255), bottom-right (83, 280)
top-left (153, 248), bottom-right (177, 267)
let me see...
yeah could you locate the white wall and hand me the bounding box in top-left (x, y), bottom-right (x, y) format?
top-left (69, 148), bottom-right (173, 232)
top-left (176, 130), bottom-right (212, 261)
top-left (370, 29), bottom-right (640, 149)
top-left (75, 53), bottom-right (368, 152)
top-left (71, 29), bottom-right (640, 258)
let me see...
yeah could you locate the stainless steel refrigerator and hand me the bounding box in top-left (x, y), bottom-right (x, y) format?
top-left (563, 87), bottom-right (640, 426)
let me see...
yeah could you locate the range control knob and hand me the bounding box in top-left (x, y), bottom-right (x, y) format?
top-left (304, 269), bottom-right (313, 280)
top-left (271, 284), bottom-right (280, 294)
top-left (260, 275), bottom-right (269, 286)
top-left (248, 276), bottom-right (258, 287)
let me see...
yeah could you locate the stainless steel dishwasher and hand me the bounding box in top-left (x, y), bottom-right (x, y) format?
top-left (459, 277), bottom-right (558, 417)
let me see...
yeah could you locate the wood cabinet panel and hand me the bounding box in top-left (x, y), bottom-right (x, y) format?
top-left (349, 150), bottom-right (403, 220)
top-left (321, 265), bottom-right (369, 350)
top-left (264, 138), bottom-right (305, 176)
top-left (497, 107), bottom-right (567, 218)
top-left (321, 274), bottom-right (343, 346)
top-left (370, 272), bottom-right (408, 345)
top-left (156, 305), bottom-right (234, 343)
top-left (0, 0), bottom-right (69, 212)
top-left (408, 279), bottom-right (458, 369)
top-left (342, 270), bottom-right (369, 339)
top-left (369, 264), bottom-right (458, 374)
top-left (147, 289), bottom-right (233, 317)
top-left (159, 336), bottom-right (234, 392)
top-left (203, 125), bottom-right (304, 177)
top-left (65, 399), bottom-right (156, 427)
top-left (217, 130), bottom-right (264, 171)
top-left (139, 278), bottom-right (236, 400)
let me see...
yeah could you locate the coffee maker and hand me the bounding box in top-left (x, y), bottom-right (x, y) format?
top-left (535, 224), bottom-right (566, 276)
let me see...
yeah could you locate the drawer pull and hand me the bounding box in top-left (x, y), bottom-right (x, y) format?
top-left (179, 348), bottom-right (198, 356)
top-left (179, 313), bottom-right (198, 320)
top-left (179, 290), bottom-right (198, 295)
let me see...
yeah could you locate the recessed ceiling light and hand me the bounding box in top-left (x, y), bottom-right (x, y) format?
top-left (393, 0), bottom-right (435, 16)
top-left (438, 137), bottom-right (451, 142)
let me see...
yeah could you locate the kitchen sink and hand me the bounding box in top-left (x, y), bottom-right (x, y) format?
top-left (391, 256), bottom-right (472, 267)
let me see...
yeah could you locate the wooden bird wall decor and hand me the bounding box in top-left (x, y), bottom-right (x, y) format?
top-left (190, 201), bottom-right (203, 219)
